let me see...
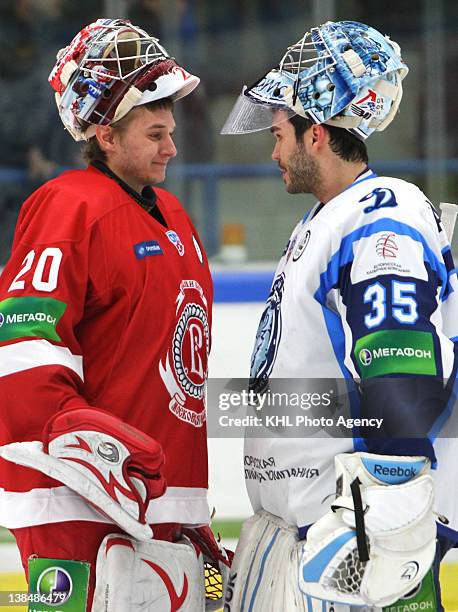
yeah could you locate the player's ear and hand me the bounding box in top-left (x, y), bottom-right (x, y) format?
top-left (309, 124), bottom-right (327, 148)
top-left (95, 125), bottom-right (116, 155)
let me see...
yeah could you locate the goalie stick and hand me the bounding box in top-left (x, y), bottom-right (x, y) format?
top-left (440, 201), bottom-right (458, 242)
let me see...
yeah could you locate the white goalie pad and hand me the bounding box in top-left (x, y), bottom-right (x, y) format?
top-left (298, 453), bottom-right (436, 608)
top-left (225, 511), bottom-right (313, 612)
top-left (225, 511), bottom-right (371, 612)
top-left (93, 533), bottom-right (205, 611)
top-left (0, 408), bottom-right (166, 541)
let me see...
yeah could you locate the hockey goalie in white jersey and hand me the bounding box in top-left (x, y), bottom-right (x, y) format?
top-left (222, 20), bottom-right (458, 611)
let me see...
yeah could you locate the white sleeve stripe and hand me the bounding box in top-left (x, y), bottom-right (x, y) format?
top-left (0, 339), bottom-right (83, 380)
top-left (0, 485), bottom-right (210, 528)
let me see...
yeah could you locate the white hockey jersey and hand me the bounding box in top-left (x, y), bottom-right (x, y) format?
top-left (246, 169), bottom-right (458, 533)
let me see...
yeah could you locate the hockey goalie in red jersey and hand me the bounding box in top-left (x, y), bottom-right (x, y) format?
top-left (0, 19), bottom-right (230, 611)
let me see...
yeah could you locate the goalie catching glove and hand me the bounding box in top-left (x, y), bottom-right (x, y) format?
top-left (0, 408), bottom-right (166, 540)
top-left (298, 452), bottom-right (436, 607)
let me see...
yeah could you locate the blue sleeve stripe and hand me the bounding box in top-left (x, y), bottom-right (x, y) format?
top-left (314, 218), bottom-right (447, 305)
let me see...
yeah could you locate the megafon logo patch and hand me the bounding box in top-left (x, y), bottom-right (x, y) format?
top-left (354, 330), bottom-right (437, 378)
top-left (134, 240), bottom-right (164, 259)
top-left (0, 297), bottom-right (66, 342)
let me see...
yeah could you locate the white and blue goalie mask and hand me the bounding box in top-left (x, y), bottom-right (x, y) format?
top-left (221, 20), bottom-right (408, 140)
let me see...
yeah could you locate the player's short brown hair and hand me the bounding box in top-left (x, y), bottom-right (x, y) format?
top-left (289, 114), bottom-right (369, 164)
top-left (81, 98), bottom-right (174, 165)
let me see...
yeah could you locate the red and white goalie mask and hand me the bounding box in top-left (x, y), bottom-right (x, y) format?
top-left (49, 18), bottom-right (200, 141)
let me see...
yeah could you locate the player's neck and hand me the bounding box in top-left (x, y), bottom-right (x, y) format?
top-left (317, 161), bottom-right (367, 204)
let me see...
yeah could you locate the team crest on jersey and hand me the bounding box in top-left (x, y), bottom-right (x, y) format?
top-left (360, 187), bottom-right (398, 214)
top-left (159, 280), bottom-right (209, 427)
top-left (250, 273), bottom-right (285, 393)
top-left (166, 230), bottom-right (185, 256)
top-left (293, 230), bottom-right (311, 262)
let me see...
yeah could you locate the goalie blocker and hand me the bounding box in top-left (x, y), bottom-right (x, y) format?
top-left (0, 408), bottom-right (167, 540)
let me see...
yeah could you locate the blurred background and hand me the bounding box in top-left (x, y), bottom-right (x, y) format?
top-left (0, 0), bottom-right (457, 265)
top-left (0, 1), bottom-right (458, 609)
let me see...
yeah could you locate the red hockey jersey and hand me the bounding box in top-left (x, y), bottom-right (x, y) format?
top-left (0, 165), bottom-right (212, 528)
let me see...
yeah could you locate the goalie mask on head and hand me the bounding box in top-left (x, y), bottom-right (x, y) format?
top-left (221, 20), bottom-right (408, 140)
top-left (49, 18), bottom-right (200, 141)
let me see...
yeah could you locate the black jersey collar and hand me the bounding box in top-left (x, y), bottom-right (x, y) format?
top-left (91, 160), bottom-right (157, 212)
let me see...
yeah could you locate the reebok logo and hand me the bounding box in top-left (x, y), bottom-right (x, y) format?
top-left (374, 464), bottom-right (417, 479)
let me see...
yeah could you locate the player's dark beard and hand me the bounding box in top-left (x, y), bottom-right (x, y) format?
top-left (285, 143), bottom-right (321, 194)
